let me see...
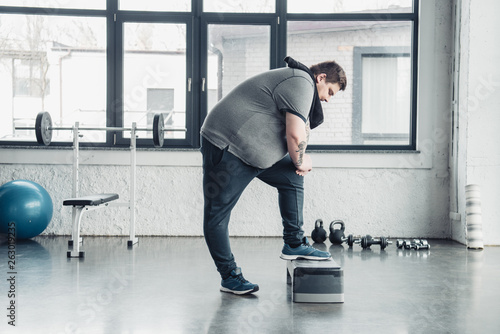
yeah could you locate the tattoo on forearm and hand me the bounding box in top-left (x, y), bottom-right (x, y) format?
top-left (295, 141), bottom-right (307, 167)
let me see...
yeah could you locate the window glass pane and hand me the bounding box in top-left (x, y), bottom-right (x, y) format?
top-left (204, 0), bottom-right (275, 13)
top-left (0, 0), bottom-right (104, 9)
top-left (361, 55), bottom-right (410, 143)
top-left (287, 21), bottom-right (412, 146)
top-left (123, 22), bottom-right (186, 140)
top-left (207, 24), bottom-right (270, 111)
top-left (0, 14), bottom-right (106, 143)
top-left (119, 0), bottom-right (190, 12)
top-left (287, 0), bottom-right (412, 14)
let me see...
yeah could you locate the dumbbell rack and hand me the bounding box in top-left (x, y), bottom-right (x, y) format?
top-left (67, 121), bottom-right (139, 256)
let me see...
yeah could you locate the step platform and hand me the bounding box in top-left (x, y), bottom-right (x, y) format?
top-left (286, 258), bottom-right (344, 303)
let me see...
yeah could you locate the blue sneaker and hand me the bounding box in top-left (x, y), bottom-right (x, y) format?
top-left (280, 240), bottom-right (331, 260)
top-left (220, 268), bottom-right (259, 295)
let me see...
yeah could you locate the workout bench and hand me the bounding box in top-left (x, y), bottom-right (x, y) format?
top-left (65, 122), bottom-right (140, 258)
top-left (64, 193), bottom-right (119, 258)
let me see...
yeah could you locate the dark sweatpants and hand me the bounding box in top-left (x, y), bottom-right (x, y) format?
top-left (201, 136), bottom-right (305, 277)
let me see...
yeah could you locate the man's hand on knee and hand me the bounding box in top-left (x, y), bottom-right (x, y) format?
top-left (296, 154), bottom-right (312, 176)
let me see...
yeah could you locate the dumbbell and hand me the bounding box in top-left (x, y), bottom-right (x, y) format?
top-left (359, 235), bottom-right (392, 250)
top-left (396, 239), bottom-right (411, 249)
top-left (397, 239), bottom-right (430, 250)
top-left (400, 239), bottom-right (417, 249)
top-left (346, 234), bottom-right (361, 247)
top-left (413, 239), bottom-right (430, 250)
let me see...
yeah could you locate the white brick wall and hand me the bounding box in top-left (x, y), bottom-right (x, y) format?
top-left (0, 1), bottom-right (456, 241)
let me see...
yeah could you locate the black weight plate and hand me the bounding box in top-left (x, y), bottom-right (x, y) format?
top-left (347, 234), bottom-right (354, 247)
top-left (153, 113), bottom-right (164, 147)
top-left (380, 237), bottom-right (387, 249)
top-left (361, 236), bottom-right (370, 249)
top-left (35, 111), bottom-right (52, 145)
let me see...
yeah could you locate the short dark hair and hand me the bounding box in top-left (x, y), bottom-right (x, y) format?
top-left (309, 61), bottom-right (347, 91)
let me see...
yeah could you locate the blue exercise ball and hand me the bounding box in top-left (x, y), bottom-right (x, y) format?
top-left (0, 180), bottom-right (53, 239)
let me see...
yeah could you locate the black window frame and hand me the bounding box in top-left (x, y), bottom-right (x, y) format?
top-left (0, 0), bottom-right (418, 151)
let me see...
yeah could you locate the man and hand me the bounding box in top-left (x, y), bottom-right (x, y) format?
top-left (200, 56), bottom-right (347, 295)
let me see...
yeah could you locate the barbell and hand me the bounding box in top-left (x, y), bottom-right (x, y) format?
top-left (15, 111), bottom-right (185, 147)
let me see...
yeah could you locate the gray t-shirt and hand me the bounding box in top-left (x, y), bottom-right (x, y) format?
top-left (200, 67), bottom-right (314, 169)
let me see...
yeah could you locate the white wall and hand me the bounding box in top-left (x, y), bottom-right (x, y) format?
top-left (451, 0), bottom-right (500, 245)
top-left (0, 0), bottom-right (455, 240)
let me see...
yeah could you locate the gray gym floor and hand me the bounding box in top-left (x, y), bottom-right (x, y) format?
top-left (0, 236), bottom-right (499, 334)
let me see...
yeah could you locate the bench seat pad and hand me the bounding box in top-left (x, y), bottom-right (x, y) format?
top-left (63, 193), bottom-right (119, 206)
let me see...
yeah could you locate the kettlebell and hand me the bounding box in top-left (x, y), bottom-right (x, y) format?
top-left (311, 219), bottom-right (327, 243)
top-left (329, 220), bottom-right (346, 244)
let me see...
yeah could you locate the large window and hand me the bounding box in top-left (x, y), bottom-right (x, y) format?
top-left (204, 0), bottom-right (275, 13)
top-left (119, 0), bottom-right (190, 12)
top-left (0, 13), bottom-right (106, 144)
top-left (0, 0), bottom-right (417, 150)
top-left (122, 22), bottom-right (188, 141)
top-left (287, 20), bottom-right (414, 147)
top-left (0, 0), bottom-right (104, 10)
top-left (354, 47), bottom-right (411, 145)
top-left (206, 24), bottom-right (271, 112)
top-left (287, 0), bottom-right (412, 14)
